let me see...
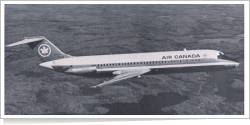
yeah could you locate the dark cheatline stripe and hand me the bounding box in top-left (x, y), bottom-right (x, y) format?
top-left (95, 58), bottom-right (225, 69)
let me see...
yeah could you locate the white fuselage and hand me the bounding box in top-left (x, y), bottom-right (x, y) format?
top-left (39, 49), bottom-right (239, 75)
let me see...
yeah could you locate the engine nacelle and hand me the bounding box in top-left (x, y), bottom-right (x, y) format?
top-left (64, 66), bottom-right (97, 74)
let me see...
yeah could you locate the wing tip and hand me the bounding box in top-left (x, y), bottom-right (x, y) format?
top-left (89, 85), bottom-right (100, 89)
top-left (6, 44), bottom-right (12, 47)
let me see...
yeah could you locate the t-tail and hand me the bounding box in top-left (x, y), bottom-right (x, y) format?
top-left (6, 36), bottom-right (72, 62)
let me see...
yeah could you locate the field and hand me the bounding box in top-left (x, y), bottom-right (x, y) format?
top-left (4, 4), bottom-right (244, 115)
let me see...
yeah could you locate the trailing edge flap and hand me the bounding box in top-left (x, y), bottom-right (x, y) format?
top-left (6, 38), bottom-right (44, 47)
top-left (90, 69), bottom-right (150, 88)
top-left (52, 65), bottom-right (71, 71)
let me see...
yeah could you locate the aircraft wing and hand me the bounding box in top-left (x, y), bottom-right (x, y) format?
top-left (90, 69), bottom-right (150, 88)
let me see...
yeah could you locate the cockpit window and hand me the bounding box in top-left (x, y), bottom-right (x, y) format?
top-left (218, 52), bottom-right (238, 62)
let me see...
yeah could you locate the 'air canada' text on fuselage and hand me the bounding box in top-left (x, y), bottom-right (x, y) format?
top-left (162, 54), bottom-right (201, 60)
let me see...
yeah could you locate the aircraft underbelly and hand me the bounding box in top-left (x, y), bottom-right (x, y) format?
top-left (148, 65), bottom-right (236, 74)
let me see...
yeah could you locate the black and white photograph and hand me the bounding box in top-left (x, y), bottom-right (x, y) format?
top-left (1, 1), bottom-right (248, 118)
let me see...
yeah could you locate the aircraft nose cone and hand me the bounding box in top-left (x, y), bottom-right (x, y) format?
top-left (235, 62), bottom-right (240, 67)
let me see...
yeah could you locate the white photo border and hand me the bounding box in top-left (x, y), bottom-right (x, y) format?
top-left (1, 1), bottom-right (249, 119)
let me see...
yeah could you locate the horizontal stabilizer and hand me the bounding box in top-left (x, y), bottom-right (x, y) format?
top-left (6, 37), bottom-right (44, 47)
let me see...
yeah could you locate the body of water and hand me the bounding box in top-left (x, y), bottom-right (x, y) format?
top-left (101, 71), bottom-right (243, 115)
top-left (101, 92), bottom-right (188, 115)
top-left (209, 71), bottom-right (244, 102)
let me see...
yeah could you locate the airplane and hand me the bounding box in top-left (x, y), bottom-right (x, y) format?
top-left (6, 36), bottom-right (239, 88)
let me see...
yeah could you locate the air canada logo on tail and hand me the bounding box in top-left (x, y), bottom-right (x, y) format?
top-left (38, 44), bottom-right (51, 57)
